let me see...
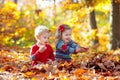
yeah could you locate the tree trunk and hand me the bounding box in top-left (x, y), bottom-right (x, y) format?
top-left (111, 0), bottom-right (120, 50)
top-left (14, 0), bottom-right (17, 4)
top-left (0, 0), bottom-right (4, 4)
top-left (89, 10), bottom-right (98, 45)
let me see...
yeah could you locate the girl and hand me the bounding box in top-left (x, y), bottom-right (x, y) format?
top-left (55, 24), bottom-right (88, 62)
top-left (30, 25), bottom-right (55, 66)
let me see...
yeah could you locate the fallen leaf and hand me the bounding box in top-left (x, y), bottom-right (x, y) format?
top-left (74, 69), bottom-right (87, 76)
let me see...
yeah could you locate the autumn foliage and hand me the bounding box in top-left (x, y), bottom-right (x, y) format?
top-left (0, 1), bottom-right (120, 80)
top-left (0, 45), bottom-right (120, 79)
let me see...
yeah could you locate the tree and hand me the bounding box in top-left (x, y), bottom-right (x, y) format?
top-left (0, 0), bottom-right (4, 4)
top-left (85, 0), bottom-right (98, 45)
top-left (14, 0), bottom-right (17, 4)
top-left (111, 0), bottom-right (120, 50)
top-left (89, 10), bottom-right (98, 45)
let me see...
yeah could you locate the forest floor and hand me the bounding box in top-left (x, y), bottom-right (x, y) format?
top-left (0, 45), bottom-right (120, 80)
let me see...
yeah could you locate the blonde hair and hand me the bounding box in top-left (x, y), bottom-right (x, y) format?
top-left (55, 24), bottom-right (71, 43)
top-left (34, 25), bottom-right (49, 38)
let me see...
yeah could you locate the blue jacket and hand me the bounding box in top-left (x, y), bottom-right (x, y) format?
top-left (55, 40), bottom-right (79, 61)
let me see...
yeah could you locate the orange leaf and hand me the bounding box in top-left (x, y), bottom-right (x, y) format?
top-left (74, 69), bottom-right (87, 76)
top-left (0, 65), bottom-right (15, 72)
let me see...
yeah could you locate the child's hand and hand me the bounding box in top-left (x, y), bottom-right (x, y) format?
top-left (78, 47), bottom-right (89, 52)
top-left (76, 48), bottom-right (80, 53)
top-left (39, 45), bottom-right (47, 53)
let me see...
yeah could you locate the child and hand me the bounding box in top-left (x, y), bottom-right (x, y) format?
top-left (30, 25), bottom-right (55, 66)
top-left (55, 24), bottom-right (88, 62)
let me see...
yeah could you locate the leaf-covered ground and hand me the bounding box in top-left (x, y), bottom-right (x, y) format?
top-left (0, 45), bottom-right (120, 80)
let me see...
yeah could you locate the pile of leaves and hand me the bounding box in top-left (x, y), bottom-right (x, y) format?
top-left (86, 53), bottom-right (120, 76)
top-left (0, 46), bottom-right (120, 80)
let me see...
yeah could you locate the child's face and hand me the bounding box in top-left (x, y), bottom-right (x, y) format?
top-left (37, 32), bottom-right (49, 44)
top-left (62, 29), bottom-right (72, 43)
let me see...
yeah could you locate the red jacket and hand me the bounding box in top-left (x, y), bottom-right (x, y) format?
top-left (30, 43), bottom-right (55, 66)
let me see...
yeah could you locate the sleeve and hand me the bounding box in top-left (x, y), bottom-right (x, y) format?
top-left (66, 40), bottom-right (81, 54)
top-left (30, 45), bottom-right (40, 61)
top-left (70, 40), bottom-right (80, 49)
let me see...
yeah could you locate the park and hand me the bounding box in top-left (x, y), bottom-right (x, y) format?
top-left (0, 0), bottom-right (120, 79)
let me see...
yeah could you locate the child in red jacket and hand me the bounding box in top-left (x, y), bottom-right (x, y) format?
top-left (30, 25), bottom-right (55, 66)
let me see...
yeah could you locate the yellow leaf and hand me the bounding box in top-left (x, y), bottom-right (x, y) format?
top-left (81, 75), bottom-right (88, 80)
top-left (1, 27), bottom-right (5, 32)
top-left (21, 65), bottom-right (28, 72)
top-left (60, 76), bottom-right (69, 80)
top-left (23, 72), bottom-right (36, 78)
top-left (31, 77), bottom-right (39, 80)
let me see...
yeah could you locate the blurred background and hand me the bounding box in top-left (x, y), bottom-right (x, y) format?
top-left (0, 0), bottom-right (120, 52)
